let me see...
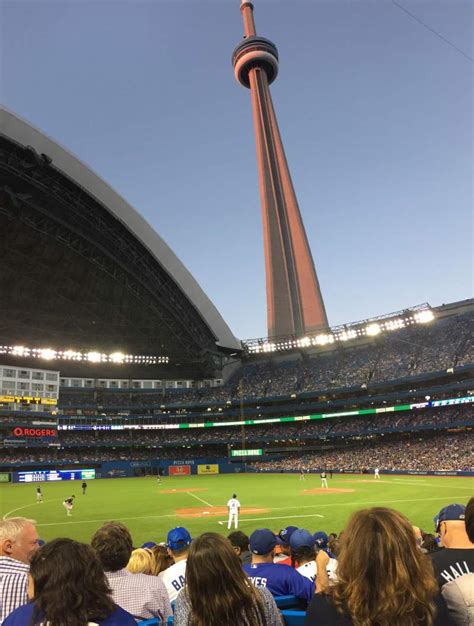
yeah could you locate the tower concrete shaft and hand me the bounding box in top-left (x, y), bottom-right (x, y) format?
top-left (233, 1), bottom-right (328, 338)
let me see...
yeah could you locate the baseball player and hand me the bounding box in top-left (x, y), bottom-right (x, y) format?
top-left (63, 495), bottom-right (75, 516)
top-left (299, 468), bottom-right (306, 481)
top-left (227, 493), bottom-right (241, 529)
top-left (320, 471), bottom-right (328, 489)
top-left (36, 487), bottom-right (43, 503)
top-left (374, 467), bottom-right (380, 480)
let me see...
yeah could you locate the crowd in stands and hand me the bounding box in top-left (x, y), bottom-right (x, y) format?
top-left (56, 312), bottom-right (473, 410)
top-left (1, 430), bottom-right (472, 471)
top-left (251, 432), bottom-right (474, 473)
top-left (1, 498), bottom-right (473, 625)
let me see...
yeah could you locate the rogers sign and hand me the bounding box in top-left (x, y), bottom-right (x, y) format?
top-left (12, 427), bottom-right (57, 438)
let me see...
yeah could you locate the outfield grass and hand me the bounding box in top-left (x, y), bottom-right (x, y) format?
top-left (1, 474), bottom-right (472, 546)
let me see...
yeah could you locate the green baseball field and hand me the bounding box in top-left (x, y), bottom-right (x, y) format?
top-left (1, 474), bottom-right (473, 545)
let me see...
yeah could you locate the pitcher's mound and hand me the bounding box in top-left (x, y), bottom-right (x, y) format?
top-left (176, 507), bottom-right (270, 518)
top-left (303, 488), bottom-right (355, 494)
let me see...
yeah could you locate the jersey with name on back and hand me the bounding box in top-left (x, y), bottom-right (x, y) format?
top-left (430, 548), bottom-right (474, 587)
top-left (243, 561), bottom-right (314, 603)
top-left (158, 559), bottom-right (187, 602)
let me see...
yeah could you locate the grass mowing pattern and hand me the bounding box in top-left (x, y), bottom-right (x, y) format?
top-left (1, 474), bottom-right (473, 545)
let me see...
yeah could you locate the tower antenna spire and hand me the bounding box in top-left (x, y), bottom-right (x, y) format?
top-left (232, 2), bottom-right (328, 337)
top-left (240, 1), bottom-right (257, 37)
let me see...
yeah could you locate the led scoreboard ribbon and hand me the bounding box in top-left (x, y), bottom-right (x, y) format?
top-left (0, 395), bottom-right (57, 405)
top-left (57, 394), bottom-right (474, 431)
top-left (17, 469), bottom-right (95, 482)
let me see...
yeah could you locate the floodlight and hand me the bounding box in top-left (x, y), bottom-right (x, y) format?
top-left (39, 349), bottom-right (56, 360)
top-left (11, 346), bottom-right (29, 357)
top-left (414, 310), bottom-right (434, 324)
top-left (298, 337), bottom-right (311, 347)
top-left (110, 352), bottom-right (125, 363)
top-left (366, 323), bottom-right (381, 336)
top-left (87, 352), bottom-right (102, 363)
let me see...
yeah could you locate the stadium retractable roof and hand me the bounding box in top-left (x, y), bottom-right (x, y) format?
top-left (0, 108), bottom-right (241, 377)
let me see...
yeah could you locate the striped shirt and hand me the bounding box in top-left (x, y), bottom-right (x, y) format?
top-left (105, 568), bottom-right (172, 622)
top-left (0, 557), bottom-right (29, 623)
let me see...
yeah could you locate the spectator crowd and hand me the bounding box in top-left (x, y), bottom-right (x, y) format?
top-left (1, 429), bottom-right (472, 472)
top-left (1, 497), bottom-right (473, 625)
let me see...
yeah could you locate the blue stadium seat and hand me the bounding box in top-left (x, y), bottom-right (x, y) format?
top-left (281, 609), bottom-right (306, 626)
top-left (137, 620), bottom-right (160, 626)
top-left (167, 616), bottom-right (174, 625)
top-left (274, 595), bottom-right (300, 609)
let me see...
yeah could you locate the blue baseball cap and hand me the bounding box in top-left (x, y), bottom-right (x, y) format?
top-left (38, 539), bottom-right (46, 547)
top-left (434, 504), bottom-right (466, 530)
top-left (313, 531), bottom-right (329, 548)
top-left (290, 529), bottom-right (315, 551)
top-left (167, 527), bottom-right (192, 551)
top-left (275, 525), bottom-right (298, 546)
top-left (249, 529), bottom-right (277, 555)
top-left (141, 541), bottom-right (157, 549)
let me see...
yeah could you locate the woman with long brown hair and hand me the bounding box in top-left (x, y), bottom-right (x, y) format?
top-left (305, 507), bottom-right (452, 626)
top-left (174, 532), bottom-right (282, 626)
top-left (3, 538), bottom-right (136, 626)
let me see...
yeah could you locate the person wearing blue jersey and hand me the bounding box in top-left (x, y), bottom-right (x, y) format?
top-left (243, 528), bottom-right (314, 604)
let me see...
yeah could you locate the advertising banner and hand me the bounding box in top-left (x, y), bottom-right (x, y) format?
top-left (169, 465), bottom-right (191, 476)
top-left (197, 464), bottom-right (219, 475)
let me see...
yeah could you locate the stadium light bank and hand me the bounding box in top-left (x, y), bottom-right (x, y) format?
top-left (0, 346), bottom-right (169, 365)
top-left (244, 305), bottom-right (435, 355)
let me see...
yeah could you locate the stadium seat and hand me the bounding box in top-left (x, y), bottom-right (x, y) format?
top-left (274, 595), bottom-right (300, 609)
top-left (137, 620), bottom-right (160, 626)
top-left (281, 609), bottom-right (306, 626)
top-left (167, 616), bottom-right (174, 625)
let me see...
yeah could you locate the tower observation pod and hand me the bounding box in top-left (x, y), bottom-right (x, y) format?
top-left (232, 1), bottom-right (328, 338)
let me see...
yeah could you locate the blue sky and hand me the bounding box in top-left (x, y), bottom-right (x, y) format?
top-left (2, 0), bottom-right (472, 340)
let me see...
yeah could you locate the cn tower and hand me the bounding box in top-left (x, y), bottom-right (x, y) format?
top-left (232, 1), bottom-right (328, 338)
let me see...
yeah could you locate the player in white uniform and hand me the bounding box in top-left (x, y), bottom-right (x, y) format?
top-left (227, 493), bottom-right (240, 530)
top-left (374, 467), bottom-right (380, 480)
top-left (299, 468), bottom-right (306, 481)
top-left (36, 487), bottom-right (43, 503)
top-left (320, 471), bottom-right (328, 489)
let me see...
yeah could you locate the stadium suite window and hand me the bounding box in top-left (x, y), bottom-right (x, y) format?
top-left (32, 372), bottom-right (44, 380)
top-left (2, 369), bottom-right (16, 378)
top-left (2, 381), bottom-right (16, 389)
top-left (46, 384), bottom-right (56, 392)
top-left (46, 373), bottom-right (58, 381)
top-left (32, 383), bottom-right (44, 392)
top-left (17, 382), bottom-right (30, 390)
top-left (18, 370), bottom-right (30, 379)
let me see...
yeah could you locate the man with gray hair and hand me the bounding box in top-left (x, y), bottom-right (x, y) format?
top-left (0, 517), bottom-right (40, 622)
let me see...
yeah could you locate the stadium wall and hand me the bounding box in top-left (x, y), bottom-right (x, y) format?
top-left (9, 461), bottom-right (474, 482)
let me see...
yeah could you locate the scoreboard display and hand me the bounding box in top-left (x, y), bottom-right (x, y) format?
top-left (230, 449), bottom-right (263, 457)
top-left (17, 469), bottom-right (95, 483)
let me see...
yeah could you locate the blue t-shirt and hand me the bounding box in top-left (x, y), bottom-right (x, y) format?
top-left (3, 602), bottom-right (137, 626)
top-left (243, 561), bottom-right (314, 603)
